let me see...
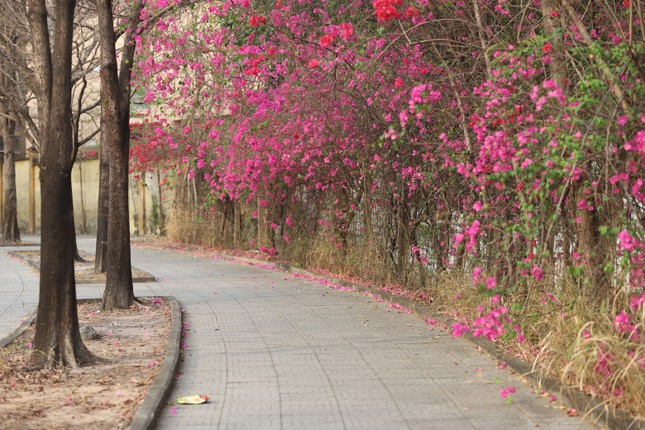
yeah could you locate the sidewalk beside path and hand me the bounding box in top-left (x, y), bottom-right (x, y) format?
top-left (0, 242), bottom-right (39, 346)
top-left (1, 237), bottom-right (593, 429)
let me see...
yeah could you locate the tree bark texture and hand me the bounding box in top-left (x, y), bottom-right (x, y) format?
top-left (97, 0), bottom-right (141, 309)
top-left (94, 139), bottom-right (109, 273)
top-left (1, 125), bottom-right (20, 243)
top-left (0, 57), bottom-right (20, 243)
top-left (27, 0), bottom-right (94, 368)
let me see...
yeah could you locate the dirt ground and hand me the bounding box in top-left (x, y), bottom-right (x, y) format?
top-left (0, 298), bottom-right (171, 430)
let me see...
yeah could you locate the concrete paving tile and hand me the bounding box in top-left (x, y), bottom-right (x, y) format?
top-left (465, 414), bottom-right (540, 429)
top-left (407, 418), bottom-right (477, 430)
top-left (281, 414), bottom-right (345, 430)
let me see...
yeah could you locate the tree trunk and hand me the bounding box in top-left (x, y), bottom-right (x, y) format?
top-left (541, 0), bottom-right (567, 90)
top-left (98, 0), bottom-right (142, 309)
top-left (94, 140), bottom-right (109, 272)
top-left (103, 138), bottom-right (135, 308)
top-left (1, 122), bottom-right (20, 243)
top-left (576, 187), bottom-right (613, 303)
top-left (27, 0), bottom-right (95, 368)
top-left (233, 199), bottom-right (241, 247)
top-left (78, 162), bottom-right (87, 234)
top-left (33, 160), bottom-right (94, 367)
top-left (156, 169), bottom-right (166, 236)
top-left (395, 201), bottom-right (411, 279)
top-left (28, 150), bottom-right (36, 234)
top-left (0, 63), bottom-right (20, 244)
top-left (137, 179), bottom-right (146, 236)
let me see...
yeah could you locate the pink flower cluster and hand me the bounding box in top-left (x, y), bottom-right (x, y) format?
top-left (471, 306), bottom-right (512, 341)
top-left (500, 386), bottom-right (516, 399)
top-left (372, 0), bottom-right (402, 21)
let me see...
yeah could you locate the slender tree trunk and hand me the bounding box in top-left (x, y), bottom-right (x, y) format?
top-left (576, 196), bottom-right (612, 302)
top-left (0, 66), bottom-right (20, 243)
top-left (72, 232), bottom-right (86, 262)
top-left (156, 169), bottom-right (166, 236)
top-left (103, 131), bottom-right (134, 308)
top-left (233, 199), bottom-right (240, 246)
top-left (541, 0), bottom-right (567, 89)
top-left (28, 149), bottom-right (36, 234)
top-left (98, 0), bottom-right (143, 309)
top-left (28, 0), bottom-right (95, 368)
top-left (258, 201), bottom-right (269, 250)
top-left (78, 162), bottom-right (87, 234)
top-left (137, 178), bottom-right (146, 236)
top-left (575, 178), bottom-right (615, 303)
top-left (1, 121), bottom-right (20, 243)
top-left (95, 140), bottom-right (109, 272)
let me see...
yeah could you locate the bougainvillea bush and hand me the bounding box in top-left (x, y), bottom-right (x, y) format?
top-left (131, 0), bottom-right (644, 416)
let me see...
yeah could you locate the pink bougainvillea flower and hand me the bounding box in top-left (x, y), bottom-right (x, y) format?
top-left (339, 23), bottom-right (354, 40)
top-left (248, 15), bottom-right (266, 27)
top-left (630, 293), bottom-right (645, 312)
top-left (405, 6), bottom-right (419, 17)
top-left (613, 311), bottom-right (634, 334)
top-left (372, 0), bottom-right (402, 21)
top-left (617, 230), bottom-right (637, 251)
top-left (500, 386), bottom-right (516, 398)
top-left (531, 265), bottom-right (544, 281)
top-left (451, 322), bottom-right (470, 337)
top-left (319, 33), bottom-right (337, 48)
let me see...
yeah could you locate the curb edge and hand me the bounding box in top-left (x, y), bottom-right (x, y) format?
top-left (130, 296), bottom-right (182, 430)
top-left (0, 308), bottom-right (37, 349)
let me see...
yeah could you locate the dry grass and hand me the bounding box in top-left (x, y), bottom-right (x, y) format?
top-left (425, 273), bottom-right (645, 419)
top-left (166, 203), bottom-right (214, 245)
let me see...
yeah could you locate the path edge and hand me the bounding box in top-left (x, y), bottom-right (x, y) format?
top-left (0, 308), bottom-right (37, 349)
top-left (130, 296), bottom-right (182, 430)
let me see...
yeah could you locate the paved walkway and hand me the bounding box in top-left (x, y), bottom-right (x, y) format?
top-left (1, 237), bottom-right (591, 429)
top-left (0, 244), bottom-right (39, 345)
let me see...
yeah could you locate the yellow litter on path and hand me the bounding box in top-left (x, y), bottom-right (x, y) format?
top-left (176, 395), bottom-right (210, 405)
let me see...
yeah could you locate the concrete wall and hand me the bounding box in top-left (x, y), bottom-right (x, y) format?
top-left (14, 156), bottom-right (40, 233)
top-left (71, 158), bottom-right (100, 234)
top-left (8, 157), bottom-right (168, 236)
